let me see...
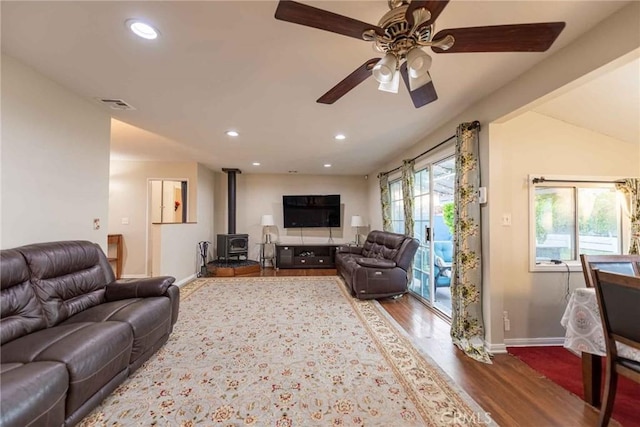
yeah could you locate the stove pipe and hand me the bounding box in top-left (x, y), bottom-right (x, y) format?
top-left (222, 168), bottom-right (241, 234)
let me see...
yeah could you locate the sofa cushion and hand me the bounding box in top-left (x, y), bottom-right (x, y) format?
top-left (1, 321), bottom-right (133, 416)
top-left (361, 230), bottom-right (406, 260)
top-left (0, 250), bottom-right (47, 345)
top-left (19, 241), bottom-right (108, 326)
top-left (0, 362), bottom-right (68, 427)
top-left (63, 297), bottom-right (172, 365)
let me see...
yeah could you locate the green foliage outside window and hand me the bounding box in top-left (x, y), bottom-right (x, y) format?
top-left (579, 191), bottom-right (617, 236)
top-left (442, 202), bottom-right (455, 235)
top-left (535, 191), bottom-right (573, 244)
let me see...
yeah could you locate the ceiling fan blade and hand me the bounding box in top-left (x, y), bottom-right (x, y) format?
top-left (400, 63), bottom-right (438, 108)
top-left (275, 1), bottom-right (385, 41)
top-left (431, 22), bottom-right (566, 53)
top-left (317, 58), bottom-right (380, 104)
top-left (405, 0), bottom-right (450, 28)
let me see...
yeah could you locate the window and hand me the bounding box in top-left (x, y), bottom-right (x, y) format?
top-left (389, 179), bottom-right (404, 234)
top-left (531, 179), bottom-right (623, 269)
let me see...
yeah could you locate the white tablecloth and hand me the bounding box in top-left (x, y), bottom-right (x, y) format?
top-left (561, 287), bottom-right (640, 361)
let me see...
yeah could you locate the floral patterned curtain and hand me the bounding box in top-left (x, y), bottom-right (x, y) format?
top-left (379, 173), bottom-right (393, 232)
top-left (615, 178), bottom-right (640, 254)
top-left (401, 160), bottom-right (415, 237)
top-left (450, 122), bottom-right (491, 364)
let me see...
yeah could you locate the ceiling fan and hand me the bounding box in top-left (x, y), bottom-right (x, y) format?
top-left (274, 0), bottom-right (565, 108)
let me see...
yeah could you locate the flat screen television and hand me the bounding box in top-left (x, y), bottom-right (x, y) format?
top-left (282, 195), bottom-right (341, 228)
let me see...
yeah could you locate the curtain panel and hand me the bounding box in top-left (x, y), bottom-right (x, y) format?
top-left (379, 173), bottom-right (393, 232)
top-left (615, 178), bottom-right (640, 254)
top-left (450, 122), bottom-right (491, 363)
top-left (401, 160), bottom-right (415, 237)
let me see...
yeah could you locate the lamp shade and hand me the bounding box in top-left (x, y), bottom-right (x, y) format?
top-left (261, 214), bottom-right (275, 226)
top-left (407, 48), bottom-right (433, 91)
top-left (351, 215), bottom-right (365, 227)
top-left (406, 48), bottom-right (432, 78)
top-left (409, 70), bottom-right (432, 92)
top-left (372, 53), bottom-right (397, 84)
top-left (378, 69), bottom-right (401, 93)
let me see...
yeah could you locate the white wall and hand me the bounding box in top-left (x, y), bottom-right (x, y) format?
top-left (366, 2), bottom-right (640, 350)
top-left (152, 164), bottom-right (216, 284)
top-left (215, 173), bottom-right (370, 261)
top-left (491, 112), bottom-right (638, 341)
top-left (108, 160), bottom-right (199, 276)
top-left (1, 54), bottom-right (111, 250)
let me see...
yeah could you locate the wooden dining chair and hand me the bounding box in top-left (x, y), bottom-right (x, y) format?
top-left (592, 269), bottom-right (640, 426)
top-left (580, 254), bottom-right (640, 288)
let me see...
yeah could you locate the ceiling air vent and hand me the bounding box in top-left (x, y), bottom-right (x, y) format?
top-left (97, 98), bottom-right (136, 111)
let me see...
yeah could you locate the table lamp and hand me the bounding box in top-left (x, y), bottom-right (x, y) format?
top-left (261, 214), bottom-right (275, 243)
top-left (351, 215), bottom-right (365, 246)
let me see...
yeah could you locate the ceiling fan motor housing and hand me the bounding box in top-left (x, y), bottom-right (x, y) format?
top-left (370, 5), bottom-right (433, 61)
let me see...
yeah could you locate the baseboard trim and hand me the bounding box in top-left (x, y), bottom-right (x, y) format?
top-left (175, 274), bottom-right (197, 288)
top-left (504, 337), bottom-right (565, 347)
top-left (486, 342), bottom-right (507, 354)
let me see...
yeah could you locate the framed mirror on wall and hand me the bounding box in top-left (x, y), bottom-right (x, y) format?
top-left (150, 179), bottom-right (188, 223)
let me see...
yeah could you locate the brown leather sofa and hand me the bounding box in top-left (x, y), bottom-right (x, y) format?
top-left (0, 240), bottom-right (180, 427)
top-left (336, 230), bottom-right (419, 299)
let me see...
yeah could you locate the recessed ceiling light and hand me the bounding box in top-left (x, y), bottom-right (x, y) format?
top-left (334, 134), bottom-right (346, 140)
top-left (252, 162), bottom-right (260, 166)
top-left (324, 164), bottom-right (332, 168)
top-left (225, 130), bottom-right (239, 137)
top-left (126, 19), bottom-right (159, 40)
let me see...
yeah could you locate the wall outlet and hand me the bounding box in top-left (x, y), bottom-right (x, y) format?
top-left (504, 318), bottom-right (511, 331)
top-left (121, 217), bottom-right (130, 225)
top-left (93, 218), bottom-right (101, 230)
top-left (501, 213), bottom-right (512, 226)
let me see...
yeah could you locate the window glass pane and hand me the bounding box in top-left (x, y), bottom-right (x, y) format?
top-left (414, 170), bottom-right (422, 195)
top-left (434, 156), bottom-right (455, 241)
top-left (535, 187), bottom-right (575, 261)
top-left (578, 187), bottom-right (619, 255)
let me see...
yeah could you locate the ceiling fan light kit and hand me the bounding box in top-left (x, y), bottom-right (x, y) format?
top-left (372, 53), bottom-right (398, 83)
top-left (275, 0), bottom-right (565, 108)
top-left (378, 69), bottom-right (401, 93)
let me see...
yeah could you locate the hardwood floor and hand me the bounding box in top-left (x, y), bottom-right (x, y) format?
top-left (248, 268), bottom-right (610, 426)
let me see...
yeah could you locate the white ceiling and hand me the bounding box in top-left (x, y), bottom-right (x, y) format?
top-left (1, 1), bottom-right (636, 175)
top-left (532, 58), bottom-right (639, 145)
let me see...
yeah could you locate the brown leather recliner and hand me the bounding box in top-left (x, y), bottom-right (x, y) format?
top-left (0, 240), bottom-right (180, 427)
top-left (335, 230), bottom-right (419, 299)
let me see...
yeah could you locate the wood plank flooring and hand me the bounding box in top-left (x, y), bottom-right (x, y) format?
top-left (251, 268), bottom-right (611, 426)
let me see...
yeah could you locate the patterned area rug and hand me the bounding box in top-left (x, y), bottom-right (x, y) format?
top-left (80, 277), bottom-right (494, 426)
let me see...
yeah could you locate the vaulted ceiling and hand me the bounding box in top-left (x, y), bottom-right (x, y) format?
top-left (2, 1), bottom-right (636, 175)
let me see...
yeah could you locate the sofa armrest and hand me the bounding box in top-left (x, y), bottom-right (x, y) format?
top-left (105, 276), bottom-right (176, 301)
top-left (355, 258), bottom-right (396, 269)
top-left (337, 245), bottom-right (363, 255)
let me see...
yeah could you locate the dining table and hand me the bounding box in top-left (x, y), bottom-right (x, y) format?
top-left (560, 287), bottom-right (640, 407)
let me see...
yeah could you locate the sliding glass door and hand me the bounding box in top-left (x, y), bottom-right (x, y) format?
top-left (410, 168), bottom-right (431, 301)
top-left (410, 156), bottom-right (456, 317)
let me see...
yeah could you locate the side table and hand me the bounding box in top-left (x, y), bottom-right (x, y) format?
top-left (107, 234), bottom-right (123, 279)
top-left (259, 242), bottom-right (275, 268)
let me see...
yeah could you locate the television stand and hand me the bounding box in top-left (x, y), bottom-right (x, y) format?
top-left (275, 243), bottom-right (339, 269)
